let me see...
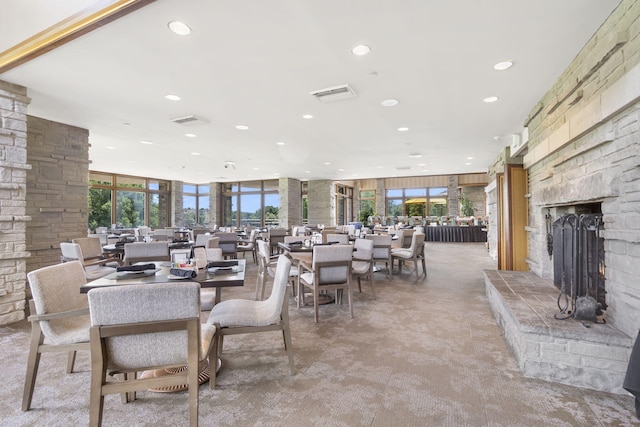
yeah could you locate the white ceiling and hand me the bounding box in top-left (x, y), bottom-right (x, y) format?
top-left (1, 0), bottom-right (621, 183)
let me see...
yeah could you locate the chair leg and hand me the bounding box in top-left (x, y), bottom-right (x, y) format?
top-left (281, 310), bottom-right (295, 375)
top-left (22, 325), bottom-right (43, 411)
top-left (66, 350), bottom-right (77, 374)
top-left (313, 287), bottom-right (320, 323)
top-left (370, 270), bottom-right (376, 299)
top-left (347, 283), bottom-right (354, 319)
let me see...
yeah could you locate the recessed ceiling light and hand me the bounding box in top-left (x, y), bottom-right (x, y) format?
top-left (483, 96), bottom-right (499, 103)
top-left (276, 141), bottom-right (286, 146)
top-left (494, 60), bottom-right (513, 71)
top-left (253, 167), bottom-right (259, 171)
top-left (185, 133), bottom-right (196, 138)
top-left (106, 146), bottom-right (116, 150)
top-left (465, 162), bottom-right (472, 165)
top-left (418, 163), bottom-right (426, 166)
top-left (235, 124), bottom-right (249, 130)
top-left (409, 153), bottom-right (422, 158)
top-left (467, 156), bottom-right (474, 160)
top-left (168, 21), bottom-right (191, 36)
top-left (191, 152), bottom-right (200, 156)
top-left (140, 140), bottom-right (153, 145)
top-left (493, 136), bottom-right (501, 140)
top-left (324, 162), bottom-right (331, 165)
top-left (305, 170), bottom-right (311, 173)
top-left (302, 114), bottom-right (313, 119)
top-left (164, 94), bottom-right (181, 101)
top-left (123, 122), bottom-right (131, 126)
top-left (397, 127), bottom-right (409, 132)
top-left (351, 44), bottom-right (371, 56)
top-left (338, 168), bottom-right (345, 172)
top-left (381, 98), bottom-right (399, 107)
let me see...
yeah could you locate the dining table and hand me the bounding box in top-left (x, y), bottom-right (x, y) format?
top-left (80, 259), bottom-right (246, 305)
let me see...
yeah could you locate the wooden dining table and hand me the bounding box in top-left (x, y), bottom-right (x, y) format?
top-left (80, 259), bottom-right (246, 305)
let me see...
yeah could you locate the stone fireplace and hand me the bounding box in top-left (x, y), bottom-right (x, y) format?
top-left (485, 1), bottom-right (640, 394)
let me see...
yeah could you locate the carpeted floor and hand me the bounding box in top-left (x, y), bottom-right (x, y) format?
top-left (1, 242), bottom-right (638, 426)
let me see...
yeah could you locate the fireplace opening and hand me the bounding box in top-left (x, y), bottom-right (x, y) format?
top-left (551, 205), bottom-right (606, 321)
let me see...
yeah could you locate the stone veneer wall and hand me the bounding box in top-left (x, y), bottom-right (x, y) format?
top-left (0, 81), bottom-right (31, 325)
top-left (26, 116), bottom-right (91, 275)
top-left (521, 0), bottom-right (640, 338)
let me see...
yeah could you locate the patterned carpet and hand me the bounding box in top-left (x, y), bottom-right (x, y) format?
top-left (1, 242), bottom-right (638, 426)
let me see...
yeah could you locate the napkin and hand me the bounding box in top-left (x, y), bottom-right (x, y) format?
top-left (169, 268), bottom-right (198, 278)
top-left (206, 261), bottom-right (238, 269)
top-left (116, 263), bottom-right (156, 272)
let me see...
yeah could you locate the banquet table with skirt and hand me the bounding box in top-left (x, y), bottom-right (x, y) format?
top-left (423, 225), bottom-right (487, 242)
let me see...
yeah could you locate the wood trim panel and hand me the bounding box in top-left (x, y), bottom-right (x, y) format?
top-left (0, 0), bottom-right (156, 74)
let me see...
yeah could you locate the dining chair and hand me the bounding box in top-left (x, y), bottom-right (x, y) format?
top-left (194, 233), bottom-right (212, 247)
top-left (237, 228), bottom-right (258, 263)
top-left (257, 239), bottom-right (301, 301)
top-left (72, 236), bottom-right (120, 267)
top-left (268, 228), bottom-right (287, 255)
top-left (365, 234), bottom-right (393, 280)
top-left (391, 232), bottom-right (427, 280)
top-left (23, 261), bottom-right (91, 411)
top-left (216, 232), bottom-right (238, 259)
top-left (60, 242), bottom-right (116, 280)
top-left (207, 254), bottom-right (295, 388)
top-left (392, 228), bottom-right (415, 249)
top-left (325, 233), bottom-right (349, 244)
top-left (122, 241), bottom-right (170, 265)
top-left (87, 282), bottom-right (215, 427)
top-left (352, 238), bottom-right (375, 299)
top-left (297, 244), bottom-right (354, 323)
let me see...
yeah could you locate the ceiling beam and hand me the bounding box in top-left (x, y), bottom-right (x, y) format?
top-left (0, 0), bottom-right (155, 74)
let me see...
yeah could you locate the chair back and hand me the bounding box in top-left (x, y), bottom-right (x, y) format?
top-left (263, 255), bottom-right (293, 324)
top-left (27, 261), bottom-right (89, 343)
top-left (398, 228), bottom-right (415, 248)
top-left (312, 245), bottom-right (353, 285)
top-left (88, 282), bottom-right (201, 370)
top-left (191, 246), bottom-right (208, 269)
top-left (88, 233), bottom-right (108, 245)
top-left (325, 234), bottom-right (349, 244)
top-left (366, 234), bottom-right (392, 260)
top-left (216, 232), bottom-right (238, 257)
top-left (284, 235), bottom-right (303, 244)
top-left (72, 237), bottom-right (103, 259)
top-left (195, 233), bottom-right (212, 247)
top-left (207, 236), bottom-right (220, 248)
top-left (353, 238), bottom-right (373, 261)
top-left (60, 242), bottom-right (83, 263)
top-left (408, 232), bottom-right (426, 255)
top-left (123, 241), bottom-right (170, 265)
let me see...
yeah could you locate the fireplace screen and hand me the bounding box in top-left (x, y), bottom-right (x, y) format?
top-left (552, 213), bottom-right (606, 318)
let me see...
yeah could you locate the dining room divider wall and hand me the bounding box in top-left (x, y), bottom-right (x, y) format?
top-left (0, 80), bottom-right (30, 325)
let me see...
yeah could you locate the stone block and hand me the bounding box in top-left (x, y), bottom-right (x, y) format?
top-left (568, 341), bottom-right (630, 362)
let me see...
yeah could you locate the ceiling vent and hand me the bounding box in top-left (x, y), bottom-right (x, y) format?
top-left (310, 84), bottom-right (357, 102)
top-left (395, 166), bottom-right (411, 171)
top-left (170, 115), bottom-right (209, 127)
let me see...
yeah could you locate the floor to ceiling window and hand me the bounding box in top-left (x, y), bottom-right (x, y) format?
top-left (335, 184), bottom-right (353, 226)
top-left (359, 190), bottom-right (375, 225)
top-left (385, 187), bottom-right (448, 217)
top-left (222, 180), bottom-right (279, 228)
top-left (89, 172), bottom-right (171, 230)
top-left (182, 183), bottom-right (210, 227)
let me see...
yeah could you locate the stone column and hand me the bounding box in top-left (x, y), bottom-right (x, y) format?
top-left (279, 177), bottom-right (301, 230)
top-left (0, 80), bottom-right (31, 324)
top-left (171, 180), bottom-right (183, 227)
top-left (375, 178), bottom-right (385, 215)
top-left (447, 175), bottom-right (459, 217)
top-left (307, 180), bottom-right (335, 226)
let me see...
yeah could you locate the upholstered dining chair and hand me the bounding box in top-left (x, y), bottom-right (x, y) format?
top-left (207, 254), bottom-right (295, 388)
top-left (122, 241), bottom-right (170, 265)
top-left (392, 228), bottom-right (415, 249)
top-left (297, 244), bottom-right (354, 323)
top-left (352, 238), bottom-right (375, 299)
top-left (87, 282), bottom-right (215, 427)
top-left (216, 232), bottom-right (238, 259)
top-left (365, 234), bottom-right (393, 280)
top-left (23, 261), bottom-right (91, 411)
top-left (268, 228), bottom-right (287, 255)
top-left (325, 233), bottom-right (349, 244)
top-left (256, 239), bottom-right (300, 301)
top-left (237, 228), bottom-right (258, 263)
top-left (60, 242), bottom-right (116, 280)
top-left (72, 236), bottom-right (121, 267)
top-left (391, 232), bottom-right (427, 280)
